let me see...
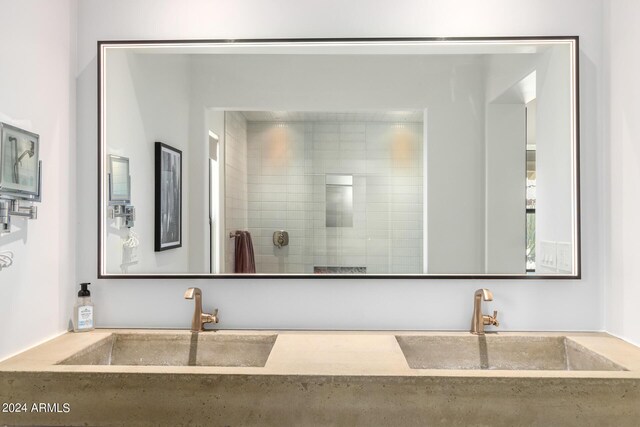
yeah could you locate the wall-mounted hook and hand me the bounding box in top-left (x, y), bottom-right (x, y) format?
top-left (0, 251), bottom-right (14, 270)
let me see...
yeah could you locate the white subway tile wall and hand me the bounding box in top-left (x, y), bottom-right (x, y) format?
top-left (224, 112), bottom-right (249, 272)
top-left (226, 116), bottom-right (423, 274)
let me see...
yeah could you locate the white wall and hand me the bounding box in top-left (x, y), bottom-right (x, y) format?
top-left (104, 52), bottom-right (192, 274)
top-left (0, 0), bottom-right (76, 361)
top-left (425, 57), bottom-right (486, 273)
top-left (206, 110), bottom-right (226, 273)
top-left (485, 104), bottom-right (526, 273)
top-left (605, 0), bottom-right (640, 346)
top-left (76, 0), bottom-right (606, 332)
top-left (535, 45), bottom-right (575, 273)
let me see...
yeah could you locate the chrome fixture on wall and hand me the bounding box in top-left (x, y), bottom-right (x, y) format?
top-left (109, 204), bottom-right (136, 228)
top-left (0, 200), bottom-right (38, 233)
top-left (0, 123), bottom-right (42, 234)
top-left (470, 288), bottom-right (499, 335)
top-left (184, 287), bottom-right (219, 332)
top-left (273, 230), bottom-right (289, 248)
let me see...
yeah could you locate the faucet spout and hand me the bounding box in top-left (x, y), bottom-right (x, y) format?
top-left (475, 288), bottom-right (493, 301)
top-left (471, 288), bottom-right (498, 335)
top-left (184, 287), bottom-right (199, 300)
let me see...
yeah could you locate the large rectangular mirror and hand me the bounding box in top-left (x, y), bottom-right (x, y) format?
top-left (99, 37), bottom-right (579, 278)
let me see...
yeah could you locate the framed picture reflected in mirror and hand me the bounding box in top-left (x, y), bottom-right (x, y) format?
top-left (154, 142), bottom-right (182, 251)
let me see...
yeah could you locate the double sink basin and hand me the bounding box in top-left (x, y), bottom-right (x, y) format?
top-left (59, 332), bottom-right (626, 371)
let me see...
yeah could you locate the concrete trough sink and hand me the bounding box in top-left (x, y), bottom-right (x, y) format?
top-left (396, 335), bottom-right (626, 371)
top-left (58, 333), bottom-right (277, 367)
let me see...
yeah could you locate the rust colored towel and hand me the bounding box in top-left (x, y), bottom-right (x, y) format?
top-left (234, 231), bottom-right (256, 273)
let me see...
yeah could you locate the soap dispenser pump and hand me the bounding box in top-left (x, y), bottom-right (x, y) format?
top-left (73, 282), bottom-right (94, 332)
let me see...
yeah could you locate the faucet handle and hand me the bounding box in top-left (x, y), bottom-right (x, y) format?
top-left (202, 308), bottom-right (219, 325)
top-left (483, 310), bottom-right (499, 327)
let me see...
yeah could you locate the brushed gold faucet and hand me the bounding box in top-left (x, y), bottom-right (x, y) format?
top-left (470, 288), bottom-right (499, 335)
top-left (184, 287), bottom-right (219, 332)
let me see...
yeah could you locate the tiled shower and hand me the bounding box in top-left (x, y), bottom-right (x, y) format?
top-left (225, 112), bottom-right (424, 274)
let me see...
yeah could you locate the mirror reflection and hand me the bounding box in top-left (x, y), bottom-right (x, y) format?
top-left (99, 39), bottom-right (579, 277)
top-left (108, 155), bottom-right (130, 203)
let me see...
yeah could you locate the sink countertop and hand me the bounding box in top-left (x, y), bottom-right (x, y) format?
top-left (2, 329), bottom-right (640, 378)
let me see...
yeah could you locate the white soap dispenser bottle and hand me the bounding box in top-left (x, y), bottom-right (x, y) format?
top-left (73, 282), bottom-right (95, 332)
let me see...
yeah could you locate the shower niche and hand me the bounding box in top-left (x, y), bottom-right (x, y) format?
top-left (326, 175), bottom-right (354, 228)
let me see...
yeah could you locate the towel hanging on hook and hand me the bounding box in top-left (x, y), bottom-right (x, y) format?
top-left (233, 231), bottom-right (256, 273)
